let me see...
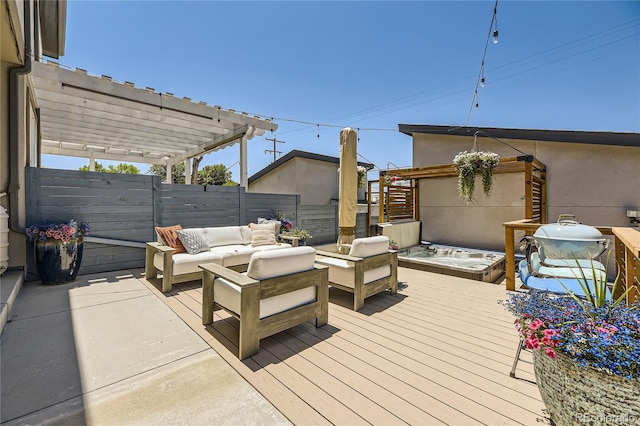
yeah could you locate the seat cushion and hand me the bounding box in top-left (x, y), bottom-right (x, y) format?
top-left (315, 256), bottom-right (390, 289)
top-left (214, 277), bottom-right (316, 319)
top-left (247, 246), bottom-right (316, 280)
top-left (154, 250), bottom-right (223, 275)
top-left (349, 236), bottom-right (389, 258)
top-left (209, 245), bottom-right (260, 267)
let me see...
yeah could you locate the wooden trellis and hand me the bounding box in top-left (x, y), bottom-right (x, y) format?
top-left (371, 155), bottom-right (547, 225)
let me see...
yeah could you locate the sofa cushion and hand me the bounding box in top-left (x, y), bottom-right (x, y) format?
top-left (210, 245), bottom-right (260, 267)
top-left (349, 236), bottom-right (390, 258)
top-left (249, 222), bottom-right (278, 247)
top-left (176, 229), bottom-right (209, 254)
top-left (155, 225), bottom-right (186, 253)
top-left (153, 250), bottom-right (223, 275)
top-left (247, 246), bottom-right (316, 280)
top-left (203, 226), bottom-right (245, 248)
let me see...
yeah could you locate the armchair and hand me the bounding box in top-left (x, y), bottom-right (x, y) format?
top-left (200, 246), bottom-right (329, 359)
top-left (315, 236), bottom-right (398, 311)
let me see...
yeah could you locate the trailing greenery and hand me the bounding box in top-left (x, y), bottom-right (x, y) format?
top-left (452, 151), bottom-right (500, 204)
top-left (281, 228), bottom-right (312, 240)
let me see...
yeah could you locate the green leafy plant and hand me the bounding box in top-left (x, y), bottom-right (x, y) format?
top-left (281, 228), bottom-right (312, 240)
top-left (452, 151), bottom-right (500, 204)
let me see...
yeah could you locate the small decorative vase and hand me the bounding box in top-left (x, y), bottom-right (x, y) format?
top-left (533, 349), bottom-right (640, 425)
top-left (34, 238), bottom-right (84, 284)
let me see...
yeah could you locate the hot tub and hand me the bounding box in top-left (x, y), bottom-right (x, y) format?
top-left (397, 243), bottom-right (506, 283)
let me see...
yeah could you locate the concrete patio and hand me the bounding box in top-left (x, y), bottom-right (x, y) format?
top-left (0, 270), bottom-right (289, 425)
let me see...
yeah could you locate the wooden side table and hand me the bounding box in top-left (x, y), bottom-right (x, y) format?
top-left (278, 234), bottom-right (299, 247)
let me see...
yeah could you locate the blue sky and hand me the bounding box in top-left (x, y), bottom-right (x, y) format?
top-left (43, 1), bottom-right (640, 180)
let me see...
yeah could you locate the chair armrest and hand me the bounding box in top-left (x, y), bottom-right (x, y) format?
top-left (315, 250), bottom-right (363, 262)
top-left (146, 241), bottom-right (176, 254)
top-left (199, 263), bottom-right (259, 288)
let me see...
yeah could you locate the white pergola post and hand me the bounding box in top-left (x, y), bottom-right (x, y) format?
top-left (165, 163), bottom-right (172, 184)
top-left (240, 134), bottom-right (249, 188)
top-left (89, 154), bottom-right (95, 171)
top-left (184, 159), bottom-right (191, 185)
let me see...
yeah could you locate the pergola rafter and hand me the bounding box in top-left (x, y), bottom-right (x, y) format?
top-left (30, 61), bottom-right (277, 182)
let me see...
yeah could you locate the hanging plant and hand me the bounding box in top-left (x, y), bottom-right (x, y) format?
top-left (452, 151), bottom-right (500, 204)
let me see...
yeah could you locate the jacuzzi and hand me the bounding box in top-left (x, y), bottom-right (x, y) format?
top-left (397, 243), bottom-right (506, 283)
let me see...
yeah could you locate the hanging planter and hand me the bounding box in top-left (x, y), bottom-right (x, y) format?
top-left (452, 150), bottom-right (500, 204)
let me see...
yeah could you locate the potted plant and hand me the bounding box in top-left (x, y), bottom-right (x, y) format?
top-left (452, 151), bottom-right (500, 204)
top-left (270, 210), bottom-right (293, 234)
top-left (357, 166), bottom-right (367, 189)
top-left (281, 228), bottom-right (313, 245)
top-left (504, 262), bottom-right (640, 424)
top-left (389, 240), bottom-right (399, 250)
top-left (26, 219), bottom-right (90, 284)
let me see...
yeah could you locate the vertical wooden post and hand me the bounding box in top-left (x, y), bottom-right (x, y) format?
top-left (505, 224), bottom-right (516, 291)
top-left (540, 170), bottom-right (547, 224)
top-left (524, 161), bottom-right (533, 220)
top-left (378, 177), bottom-right (384, 224)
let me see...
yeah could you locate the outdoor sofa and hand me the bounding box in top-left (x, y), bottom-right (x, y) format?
top-left (145, 223), bottom-right (293, 293)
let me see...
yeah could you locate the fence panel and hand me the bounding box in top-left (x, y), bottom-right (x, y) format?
top-left (26, 168), bottom-right (372, 278)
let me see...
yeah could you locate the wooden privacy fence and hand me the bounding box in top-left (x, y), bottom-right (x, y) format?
top-left (373, 155), bottom-right (547, 224)
top-left (25, 168), bottom-right (368, 279)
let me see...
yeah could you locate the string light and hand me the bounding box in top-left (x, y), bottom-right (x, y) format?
top-left (464, 0), bottom-right (499, 127)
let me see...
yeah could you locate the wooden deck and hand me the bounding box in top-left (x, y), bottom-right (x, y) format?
top-left (138, 267), bottom-right (547, 425)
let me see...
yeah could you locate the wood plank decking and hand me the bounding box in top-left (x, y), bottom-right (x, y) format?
top-left (138, 267), bottom-right (548, 425)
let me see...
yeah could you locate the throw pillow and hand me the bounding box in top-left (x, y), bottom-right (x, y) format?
top-left (175, 229), bottom-right (209, 254)
top-left (257, 217), bottom-right (282, 234)
top-left (249, 222), bottom-right (278, 247)
top-left (155, 225), bottom-right (186, 254)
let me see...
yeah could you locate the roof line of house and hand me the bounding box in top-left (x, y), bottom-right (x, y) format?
top-left (248, 150), bottom-right (375, 184)
top-left (398, 124), bottom-right (639, 147)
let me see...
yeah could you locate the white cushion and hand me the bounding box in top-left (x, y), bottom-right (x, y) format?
top-left (209, 245), bottom-right (260, 267)
top-left (247, 246), bottom-right (316, 280)
top-left (315, 256), bottom-right (390, 289)
top-left (348, 236), bottom-right (390, 258)
top-left (239, 225), bottom-right (252, 244)
top-left (203, 226), bottom-right (244, 247)
top-left (154, 250), bottom-right (223, 275)
top-left (214, 277), bottom-right (316, 319)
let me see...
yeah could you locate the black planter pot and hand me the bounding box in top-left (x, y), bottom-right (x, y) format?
top-left (34, 238), bottom-right (84, 284)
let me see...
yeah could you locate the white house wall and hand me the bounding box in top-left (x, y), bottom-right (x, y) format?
top-left (412, 133), bottom-right (640, 251)
top-left (249, 157), bottom-right (339, 205)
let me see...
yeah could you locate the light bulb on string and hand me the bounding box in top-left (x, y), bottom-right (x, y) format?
top-left (475, 103), bottom-right (479, 110)
top-left (493, 30), bottom-right (498, 44)
top-left (481, 77), bottom-right (485, 88)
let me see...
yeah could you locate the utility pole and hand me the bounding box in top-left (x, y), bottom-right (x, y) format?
top-left (264, 136), bottom-right (285, 163)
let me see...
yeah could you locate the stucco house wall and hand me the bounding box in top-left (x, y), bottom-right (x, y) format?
top-left (248, 150), bottom-right (373, 206)
top-left (410, 130), bottom-right (639, 251)
top-left (249, 156), bottom-right (340, 205)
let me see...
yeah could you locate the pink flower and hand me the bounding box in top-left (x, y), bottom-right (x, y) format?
top-left (544, 347), bottom-right (557, 359)
top-left (525, 337), bottom-right (540, 350)
top-left (529, 319), bottom-right (544, 331)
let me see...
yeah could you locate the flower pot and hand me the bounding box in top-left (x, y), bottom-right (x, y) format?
top-left (34, 238), bottom-right (84, 284)
top-left (533, 349), bottom-right (640, 425)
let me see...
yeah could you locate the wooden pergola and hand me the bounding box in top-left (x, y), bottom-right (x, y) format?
top-left (29, 61), bottom-right (277, 186)
top-left (370, 155), bottom-right (547, 225)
